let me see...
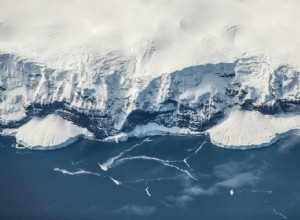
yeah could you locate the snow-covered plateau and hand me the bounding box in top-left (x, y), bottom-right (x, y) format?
top-left (1, 0), bottom-right (300, 149)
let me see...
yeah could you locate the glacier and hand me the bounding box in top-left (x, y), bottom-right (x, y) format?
top-left (15, 114), bottom-right (93, 149)
top-left (209, 109), bottom-right (300, 149)
top-left (1, 0), bottom-right (300, 149)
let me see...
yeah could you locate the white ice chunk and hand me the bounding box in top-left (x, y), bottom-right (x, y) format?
top-left (110, 177), bottom-right (121, 185)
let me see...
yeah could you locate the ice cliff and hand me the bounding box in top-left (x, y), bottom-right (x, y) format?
top-left (2, 53), bottom-right (300, 148)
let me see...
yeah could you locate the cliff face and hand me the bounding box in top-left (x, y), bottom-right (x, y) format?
top-left (1, 53), bottom-right (300, 139)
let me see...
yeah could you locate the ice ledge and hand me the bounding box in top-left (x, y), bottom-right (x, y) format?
top-left (14, 114), bottom-right (93, 150)
top-left (104, 123), bottom-right (201, 143)
top-left (208, 109), bottom-right (300, 149)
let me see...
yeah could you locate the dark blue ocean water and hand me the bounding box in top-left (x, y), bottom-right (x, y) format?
top-left (0, 135), bottom-right (300, 220)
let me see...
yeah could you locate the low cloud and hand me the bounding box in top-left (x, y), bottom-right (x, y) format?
top-left (166, 184), bottom-right (218, 207)
top-left (112, 204), bottom-right (156, 216)
top-left (213, 160), bottom-right (261, 188)
top-left (183, 185), bottom-right (217, 196)
top-left (166, 195), bottom-right (194, 207)
top-left (215, 172), bottom-right (260, 188)
top-left (166, 158), bottom-right (267, 207)
top-left (213, 160), bottom-right (255, 180)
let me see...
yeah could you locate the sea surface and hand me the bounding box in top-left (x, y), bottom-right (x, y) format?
top-left (0, 135), bottom-right (300, 220)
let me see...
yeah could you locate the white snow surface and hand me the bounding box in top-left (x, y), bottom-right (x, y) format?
top-left (209, 109), bottom-right (300, 149)
top-left (15, 114), bottom-right (93, 149)
top-left (1, 0), bottom-right (300, 72)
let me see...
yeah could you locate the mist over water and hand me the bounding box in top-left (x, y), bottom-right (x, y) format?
top-left (0, 135), bottom-right (300, 219)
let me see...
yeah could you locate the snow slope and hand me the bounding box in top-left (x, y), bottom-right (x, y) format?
top-left (15, 114), bottom-right (93, 149)
top-left (209, 110), bottom-right (300, 149)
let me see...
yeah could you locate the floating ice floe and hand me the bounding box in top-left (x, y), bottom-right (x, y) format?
top-left (110, 177), bottom-right (121, 185)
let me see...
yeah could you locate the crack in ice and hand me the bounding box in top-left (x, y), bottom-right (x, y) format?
top-left (110, 177), bottom-right (121, 185)
top-left (183, 158), bottom-right (192, 170)
top-left (273, 208), bottom-right (288, 219)
top-left (99, 138), bottom-right (151, 171)
top-left (251, 189), bottom-right (272, 194)
top-left (112, 156), bottom-right (197, 181)
top-left (123, 176), bottom-right (178, 184)
top-left (54, 168), bottom-right (101, 176)
top-left (195, 142), bottom-right (206, 154)
top-left (97, 139), bottom-right (206, 195)
top-left (145, 182), bottom-right (151, 197)
top-left (54, 166), bottom-right (123, 187)
top-left (122, 176), bottom-right (178, 197)
top-left (182, 141), bottom-right (206, 170)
